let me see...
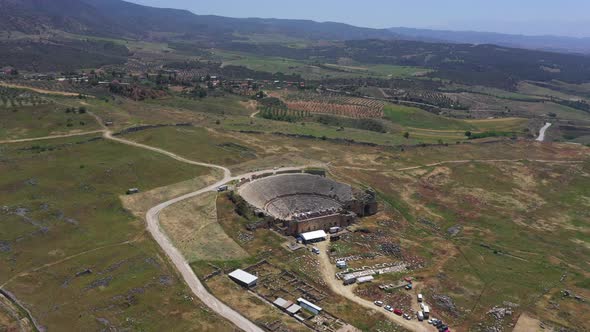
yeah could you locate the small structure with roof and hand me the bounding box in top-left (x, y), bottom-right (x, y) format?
top-left (273, 297), bottom-right (293, 311)
top-left (297, 298), bottom-right (322, 315)
top-left (357, 275), bottom-right (374, 284)
top-left (228, 269), bottom-right (258, 288)
top-left (286, 304), bottom-right (301, 316)
top-left (300, 230), bottom-right (327, 244)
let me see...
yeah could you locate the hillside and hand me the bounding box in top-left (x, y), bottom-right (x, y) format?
top-left (0, 0), bottom-right (397, 41)
top-left (390, 27), bottom-right (590, 54)
top-left (1, 0), bottom-right (590, 90)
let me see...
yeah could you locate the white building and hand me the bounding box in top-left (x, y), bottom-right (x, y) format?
top-left (297, 298), bottom-right (322, 315)
top-left (228, 269), bottom-right (258, 288)
top-left (300, 230), bottom-right (327, 244)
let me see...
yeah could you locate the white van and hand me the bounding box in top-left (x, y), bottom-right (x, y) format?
top-left (417, 311), bottom-right (424, 321)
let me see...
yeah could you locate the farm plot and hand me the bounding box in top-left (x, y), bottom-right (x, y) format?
top-left (0, 86), bottom-right (48, 108)
top-left (285, 93), bottom-right (385, 119)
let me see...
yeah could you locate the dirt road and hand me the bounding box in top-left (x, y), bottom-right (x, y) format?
top-left (315, 242), bottom-right (434, 332)
top-left (395, 158), bottom-right (583, 171)
top-left (92, 112), bottom-right (321, 331)
top-left (0, 82), bottom-right (84, 97)
top-left (4, 109), bottom-right (310, 331)
top-left (536, 122), bottom-right (552, 142)
top-left (145, 165), bottom-right (316, 332)
top-left (0, 130), bottom-right (104, 144)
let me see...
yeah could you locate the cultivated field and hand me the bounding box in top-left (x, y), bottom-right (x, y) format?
top-left (284, 92), bottom-right (386, 119)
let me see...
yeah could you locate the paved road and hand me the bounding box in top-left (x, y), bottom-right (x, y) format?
top-left (536, 122), bottom-right (552, 142)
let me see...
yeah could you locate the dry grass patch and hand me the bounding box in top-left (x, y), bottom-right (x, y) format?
top-left (121, 172), bottom-right (221, 219)
top-left (160, 192), bottom-right (248, 262)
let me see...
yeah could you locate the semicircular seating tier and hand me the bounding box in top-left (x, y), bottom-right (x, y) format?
top-left (238, 174), bottom-right (354, 220)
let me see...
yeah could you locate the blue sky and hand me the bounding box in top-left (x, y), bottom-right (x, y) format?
top-left (128, 0), bottom-right (590, 37)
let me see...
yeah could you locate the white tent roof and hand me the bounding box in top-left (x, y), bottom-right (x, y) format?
top-left (228, 269), bottom-right (258, 285)
top-left (297, 298), bottom-right (322, 312)
top-left (300, 230), bottom-right (327, 241)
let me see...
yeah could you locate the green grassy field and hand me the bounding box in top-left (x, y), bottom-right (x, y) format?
top-left (122, 126), bottom-right (258, 166)
top-left (449, 84), bottom-right (545, 101)
top-left (322, 63), bottom-right (432, 78)
top-left (518, 81), bottom-right (587, 101)
top-left (145, 94), bottom-right (252, 116)
top-left (216, 50), bottom-right (431, 80)
top-left (222, 114), bottom-right (421, 145)
top-left (0, 103), bottom-right (100, 140)
top-left (383, 104), bottom-right (474, 130)
top-left (0, 135), bottom-right (231, 331)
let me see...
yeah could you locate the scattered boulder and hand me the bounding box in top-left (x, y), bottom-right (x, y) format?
top-left (76, 268), bottom-right (93, 277)
top-left (0, 241), bottom-right (11, 252)
top-left (24, 178), bottom-right (38, 186)
top-left (433, 294), bottom-right (459, 316)
top-left (488, 306), bottom-right (513, 320)
top-left (85, 276), bottom-right (113, 290)
top-left (159, 275), bottom-right (173, 286)
top-left (447, 225), bottom-right (462, 237)
top-left (419, 217), bottom-right (440, 230)
top-left (380, 242), bottom-right (402, 258)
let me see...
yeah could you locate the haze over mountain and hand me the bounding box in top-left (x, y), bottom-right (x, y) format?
top-left (129, 0), bottom-right (590, 37)
top-left (389, 27), bottom-right (590, 54)
top-left (1, 0), bottom-right (590, 54)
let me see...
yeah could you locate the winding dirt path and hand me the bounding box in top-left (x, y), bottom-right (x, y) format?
top-left (4, 111), bottom-right (583, 331)
top-left (0, 130), bottom-right (104, 144)
top-left (315, 242), bottom-right (433, 332)
top-left (0, 82), bottom-right (86, 97)
top-left (395, 158), bottom-right (583, 171)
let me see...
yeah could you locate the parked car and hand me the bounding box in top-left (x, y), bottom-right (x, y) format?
top-left (394, 308), bottom-right (403, 316)
top-left (417, 311), bottom-right (424, 321)
top-left (418, 294), bottom-right (423, 302)
top-left (384, 305), bottom-right (393, 312)
top-left (374, 300), bottom-right (383, 307)
top-left (403, 313), bottom-right (411, 320)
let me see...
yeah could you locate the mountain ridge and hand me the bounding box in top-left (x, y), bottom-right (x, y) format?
top-left (2, 0), bottom-right (589, 54)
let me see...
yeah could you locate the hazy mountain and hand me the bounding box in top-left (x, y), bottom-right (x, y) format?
top-left (390, 27), bottom-right (590, 54)
top-left (3, 0), bottom-right (589, 55)
top-left (0, 0), bottom-right (398, 41)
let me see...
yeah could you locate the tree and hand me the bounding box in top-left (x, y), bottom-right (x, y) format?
top-left (403, 132), bottom-right (410, 139)
top-left (465, 131), bottom-right (472, 138)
